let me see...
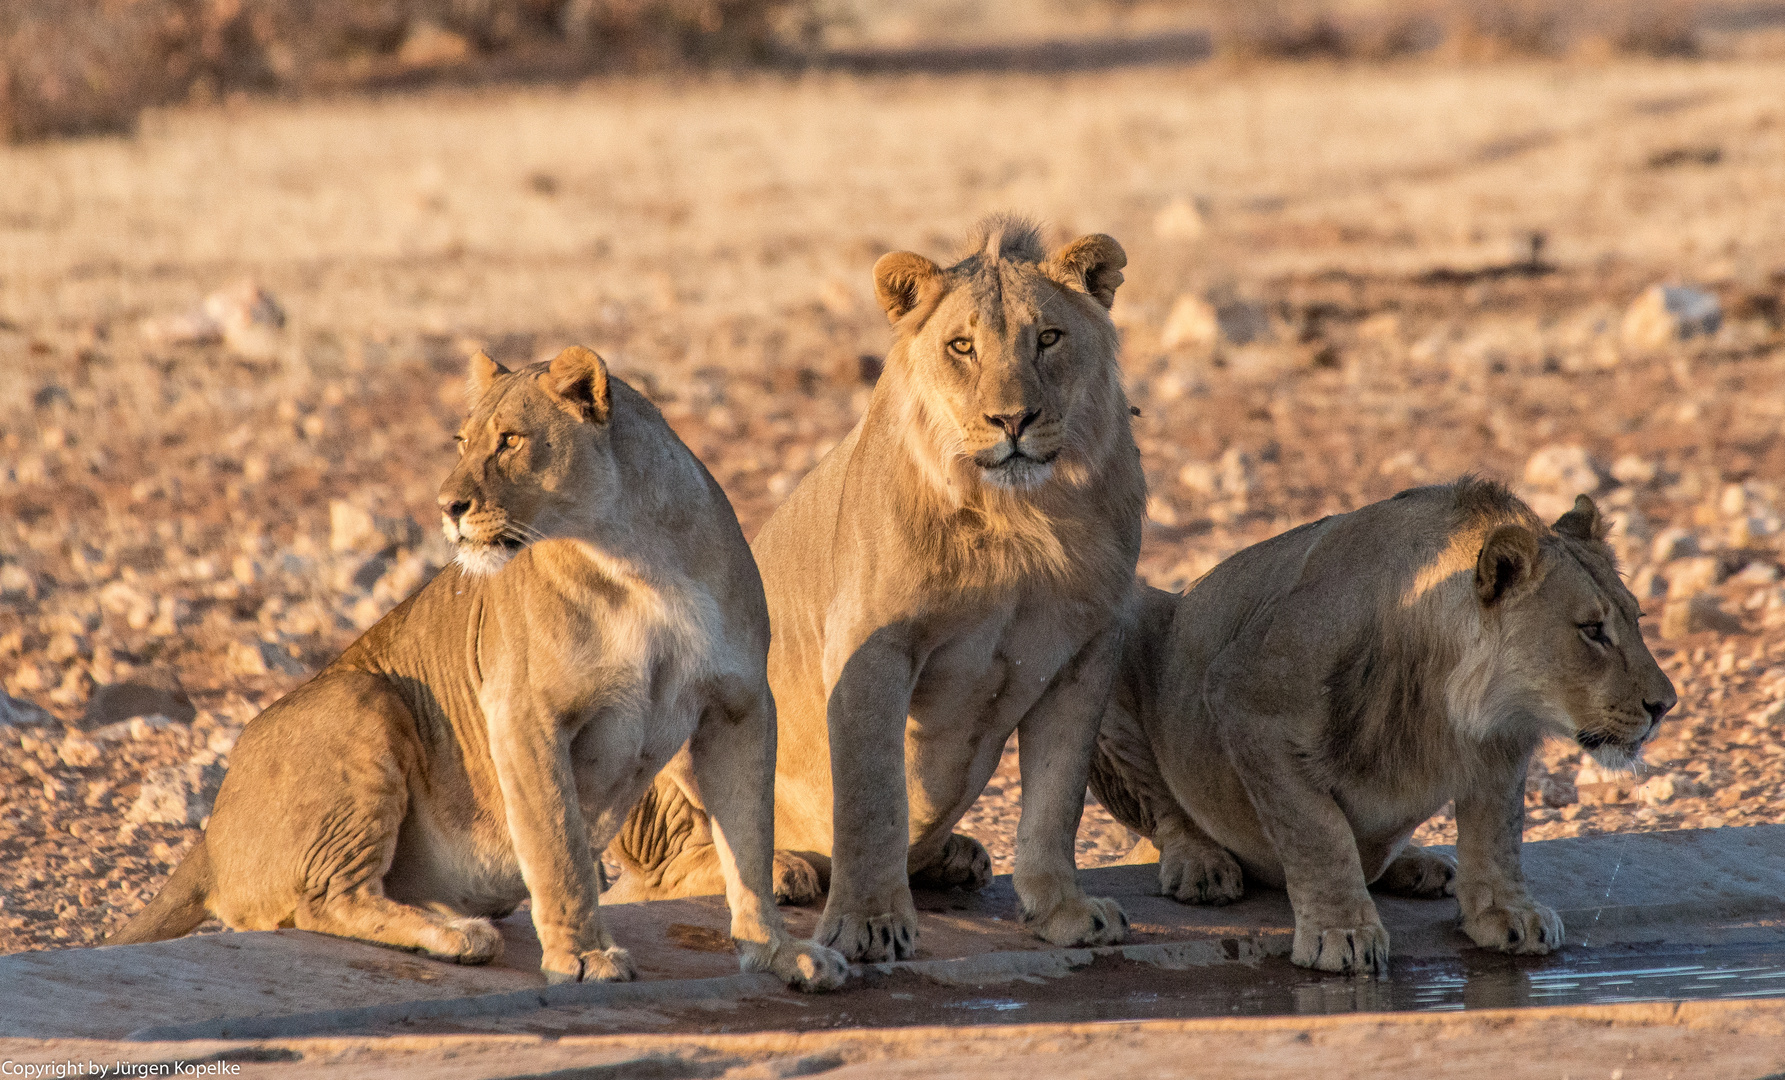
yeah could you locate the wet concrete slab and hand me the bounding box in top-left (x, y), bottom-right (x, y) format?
top-left (3, 825), bottom-right (1782, 1041)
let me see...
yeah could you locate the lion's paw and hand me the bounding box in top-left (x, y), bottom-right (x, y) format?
top-left (911, 833), bottom-right (993, 892)
top-left (1292, 918), bottom-right (1390, 976)
top-left (772, 851), bottom-right (824, 906)
top-left (1159, 841), bottom-right (1244, 906)
top-left (1463, 899), bottom-right (1562, 955)
top-left (816, 908), bottom-right (917, 963)
top-left (433, 916), bottom-right (503, 965)
top-left (1023, 894), bottom-right (1129, 948)
top-left (1376, 846), bottom-right (1457, 898)
top-left (542, 944), bottom-right (636, 984)
top-left (769, 938), bottom-right (851, 992)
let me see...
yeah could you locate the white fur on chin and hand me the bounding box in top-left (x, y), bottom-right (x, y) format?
top-left (981, 458), bottom-right (1054, 491)
top-left (453, 543), bottom-right (514, 576)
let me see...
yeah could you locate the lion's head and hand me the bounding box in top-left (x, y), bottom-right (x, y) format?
top-left (437, 346), bottom-right (617, 575)
top-left (1468, 494), bottom-right (1677, 768)
top-left (871, 216), bottom-right (1128, 493)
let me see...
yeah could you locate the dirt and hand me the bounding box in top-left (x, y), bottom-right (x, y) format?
top-left (2, 54), bottom-right (1785, 955)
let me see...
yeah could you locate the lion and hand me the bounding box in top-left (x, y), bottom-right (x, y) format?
top-left (1089, 478), bottom-right (1677, 975)
top-left (608, 216), bottom-right (1147, 963)
top-left (109, 346), bottom-right (848, 993)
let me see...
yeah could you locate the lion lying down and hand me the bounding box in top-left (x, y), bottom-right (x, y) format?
top-left (1091, 478), bottom-right (1677, 975)
top-left (109, 346), bottom-right (846, 992)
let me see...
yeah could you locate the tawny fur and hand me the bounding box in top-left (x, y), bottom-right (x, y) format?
top-left (1091, 479), bottom-right (1677, 975)
top-left (110, 347), bottom-right (847, 993)
top-left (611, 215), bottom-right (1147, 962)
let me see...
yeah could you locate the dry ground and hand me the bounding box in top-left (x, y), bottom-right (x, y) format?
top-left (2, 55), bottom-right (1784, 952)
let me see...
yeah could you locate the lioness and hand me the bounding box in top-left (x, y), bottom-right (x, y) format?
top-left (1090, 479), bottom-right (1676, 975)
top-left (611, 217), bottom-right (1147, 962)
top-left (110, 347), bottom-right (847, 992)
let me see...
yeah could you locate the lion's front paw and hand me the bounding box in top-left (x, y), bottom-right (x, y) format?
top-left (1159, 841), bottom-right (1244, 906)
top-left (769, 938), bottom-right (850, 992)
top-left (911, 833), bottom-right (993, 892)
top-left (1462, 899), bottom-right (1562, 955)
top-left (430, 916), bottom-right (503, 965)
top-left (1023, 894), bottom-right (1129, 947)
top-left (773, 851), bottom-right (824, 906)
top-left (1292, 915), bottom-right (1390, 976)
top-left (542, 944), bottom-right (636, 984)
top-left (816, 908), bottom-right (917, 963)
top-left (1376, 846), bottom-right (1457, 898)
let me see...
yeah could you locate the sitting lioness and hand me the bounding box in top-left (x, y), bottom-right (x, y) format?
top-left (1090, 479), bottom-right (1677, 975)
top-left (110, 346), bottom-right (847, 992)
top-left (610, 216), bottom-right (1147, 962)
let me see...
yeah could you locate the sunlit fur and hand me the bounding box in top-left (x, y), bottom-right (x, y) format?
top-left (1088, 478), bottom-right (1677, 972)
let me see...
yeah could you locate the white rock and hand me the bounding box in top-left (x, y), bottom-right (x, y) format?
top-left (1650, 526), bottom-right (1699, 563)
top-left (125, 758), bottom-right (228, 827)
top-left (1609, 454), bottom-right (1659, 487)
top-left (1523, 444), bottom-right (1604, 495)
top-left (1161, 295), bottom-right (1219, 351)
top-left (1153, 198), bottom-right (1206, 241)
top-left (1620, 284), bottom-right (1722, 352)
top-left (1667, 556), bottom-right (1722, 600)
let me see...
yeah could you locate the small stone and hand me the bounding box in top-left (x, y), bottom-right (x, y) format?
top-left (57, 731), bottom-right (102, 768)
top-left (1666, 556), bottom-right (1721, 600)
top-left (1523, 445), bottom-right (1604, 496)
top-left (1161, 295), bottom-right (1219, 351)
top-left (1609, 454), bottom-right (1658, 487)
top-left (124, 757), bottom-right (228, 827)
top-left (226, 640), bottom-right (270, 676)
top-left (1153, 198), bottom-right (1206, 241)
top-left (1650, 527), bottom-right (1698, 563)
top-left (1620, 284), bottom-right (1722, 352)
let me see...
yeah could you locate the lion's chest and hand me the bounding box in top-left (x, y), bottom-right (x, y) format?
top-left (909, 595), bottom-right (1100, 741)
top-left (556, 581), bottom-right (726, 771)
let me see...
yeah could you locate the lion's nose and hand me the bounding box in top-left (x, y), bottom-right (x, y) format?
top-left (1644, 698), bottom-right (1674, 725)
top-left (986, 409), bottom-right (1039, 440)
top-left (440, 497), bottom-right (471, 521)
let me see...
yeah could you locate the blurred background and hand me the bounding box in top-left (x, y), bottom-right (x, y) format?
top-left (2, 0), bottom-right (1784, 952)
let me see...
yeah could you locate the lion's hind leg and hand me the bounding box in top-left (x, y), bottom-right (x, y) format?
top-left (298, 892), bottom-right (502, 964)
top-left (909, 833), bottom-right (992, 892)
top-left (216, 670), bottom-right (501, 965)
top-left (607, 769), bottom-right (825, 906)
top-left (1375, 843), bottom-right (1457, 898)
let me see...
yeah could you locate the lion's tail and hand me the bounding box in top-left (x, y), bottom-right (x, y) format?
top-left (106, 836), bottom-right (214, 945)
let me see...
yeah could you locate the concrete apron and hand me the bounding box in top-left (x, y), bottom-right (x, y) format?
top-left (5, 1001), bottom-right (1785, 1080)
top-left (2, 826), bottom-right (1783, 1047)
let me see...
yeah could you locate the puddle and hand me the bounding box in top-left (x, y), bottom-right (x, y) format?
top-left (383, 943), bottom-right (1785, 1039)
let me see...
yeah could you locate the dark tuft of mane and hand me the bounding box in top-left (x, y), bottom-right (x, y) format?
top-left (958, 213), bottom-right (1046, 266)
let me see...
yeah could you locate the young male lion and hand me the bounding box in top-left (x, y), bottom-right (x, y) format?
top-left (1090, 479), bottom-right (1677, 975)
top-left (611, 217), bottom-right (1147, 962)
top-left (109, 347), bottom-right (847, 992)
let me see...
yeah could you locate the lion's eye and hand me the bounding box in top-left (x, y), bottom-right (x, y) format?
top-left (1579, 621), bottom-right (1610, 645)
top-left (947, 337), bottom-right (975, 357)
top-left (1038, 328), bottom-right (1063, 348)
top-left (454, 435), bottom-right (467, 456)
top-left (499, 433), bottom-right (522, 450)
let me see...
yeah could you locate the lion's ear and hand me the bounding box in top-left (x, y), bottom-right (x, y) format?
top-left (873, 251), bottom-right (942, 324)
top-left (467, 350), bottom-right (509, 408)
top-left (1553, 494), bottom-right (1608, 541)
top-left (1045, 234), bottom-right (1127, 309)
top-left (1476, 524), bottom-right (1541, 606)
top-left (545, 346), bottom-right (611, 424)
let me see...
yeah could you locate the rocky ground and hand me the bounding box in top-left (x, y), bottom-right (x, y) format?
top-left (3, 55), bottom-right (1784, 953)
